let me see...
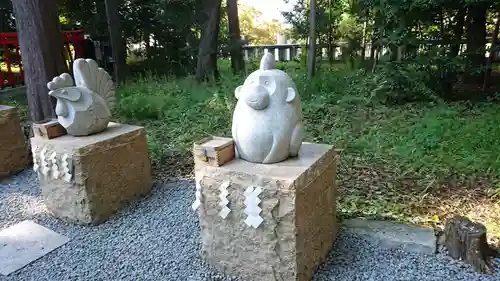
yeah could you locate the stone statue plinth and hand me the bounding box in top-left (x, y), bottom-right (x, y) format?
top-left (0, 105), bottom-right (30, 179)
top-left (30, 122), bottom-right (152, 224)
top-left (193, 142), bottom-right (339, 281)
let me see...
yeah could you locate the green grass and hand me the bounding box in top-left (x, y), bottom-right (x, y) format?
top-left (3, 59), bottom-right (498, 242)
top-left (118, 62), bottom-right (500, 179)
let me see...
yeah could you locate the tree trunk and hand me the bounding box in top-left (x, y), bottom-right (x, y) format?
top-left (226, 0), bottom-right (244, 74)
top-left (307, 0), bottom-right (317, 78)
top-left (396, 19), bottom-right (406, 61)
top-left (482, 12), bottom-right (500, 91)
top-left (371, 16), bottom-right (383, 73)
top-left (450, 5), bottom-right (466, 58)
top-left (11, 0), bottom-right (67, 123)
top-left (370, 15), bottom-right (382, 65)
top-left (361, 11), bottom-right (368, 62)
top-left (0, 6), bottom-right (5, 32)
top-left (143, 31), bottom-right (151, 60)
top-left (327, 0), bottom-right (334, 65)
top-left (444, 215), bottom-right (499, 274)
top-left (371, 47), bottom-right (380, 73)
top-left (196, 0), bottom-right (222, 82)
top-left (369, 37), bottom-right (376, 62)
top-left (465, 3), bottom-right (488, 83)
top-left (104, 0), bottom-right (128, 85)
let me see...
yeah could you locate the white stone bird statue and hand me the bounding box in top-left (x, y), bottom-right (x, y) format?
top-left (47, 58), bottom-right (116, 136)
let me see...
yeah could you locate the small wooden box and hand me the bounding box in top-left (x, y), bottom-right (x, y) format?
top-left (32, 119), bottom-right (67, 139)
top-left (193, 136), bottom-right (235, 167)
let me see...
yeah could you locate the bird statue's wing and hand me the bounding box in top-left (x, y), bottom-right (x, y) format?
top-left (73, 58), bottom-right (116, 112)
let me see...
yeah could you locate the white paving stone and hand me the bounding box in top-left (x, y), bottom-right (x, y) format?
top-left (342, 218), bottom-right (437, 254)
top-left (0, 220), bottom-right (69, 276)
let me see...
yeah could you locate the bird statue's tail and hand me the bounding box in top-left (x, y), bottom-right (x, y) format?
top-left (73, 59), bottom-right (116, 113)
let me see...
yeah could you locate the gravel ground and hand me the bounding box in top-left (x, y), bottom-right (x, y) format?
top-left (1, 169), bottom-right (499, 281)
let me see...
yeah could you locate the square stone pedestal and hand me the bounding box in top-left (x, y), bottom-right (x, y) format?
top-left (31, 123), bottom-right (152, 224)
top-left (0, 105), bottom-right (30, 179)
top-left (194, 142), bottom-right (339, 281)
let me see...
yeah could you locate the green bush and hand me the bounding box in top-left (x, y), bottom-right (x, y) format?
top-left (359, 62), bottom-right (439, 105)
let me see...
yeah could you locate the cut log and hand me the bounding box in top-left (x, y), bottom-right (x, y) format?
top-left (444, 215), bottom-right (499, 274)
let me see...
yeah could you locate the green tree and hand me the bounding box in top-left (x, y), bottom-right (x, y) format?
top-left (11, 0), bottom-right (67, 122)
top-left (196, 0), bottom-right (222, 81)
top-left (0, 1), bottom-right (15, 32)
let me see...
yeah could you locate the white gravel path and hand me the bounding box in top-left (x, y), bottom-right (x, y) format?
top-left (0, 169), bottom-right (498, 281)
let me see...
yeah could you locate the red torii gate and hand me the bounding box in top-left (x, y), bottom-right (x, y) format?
top-left (0, 29), bottom-right (85, 89)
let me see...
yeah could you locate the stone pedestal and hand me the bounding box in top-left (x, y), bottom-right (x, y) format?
top-left (0, 105), bottom-right (30, 179)
top-left (31, 123), bottom-right (152, 224)
top-left (194, 142), bottom-right (339, 281)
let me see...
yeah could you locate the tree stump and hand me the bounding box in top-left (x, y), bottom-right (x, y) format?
top-left (444, 215), bottom-right (499, 274)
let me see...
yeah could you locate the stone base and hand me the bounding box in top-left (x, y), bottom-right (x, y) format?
top-left (0, 105), bottom-right (30, 179)
top-left (30, 123), bottom-right (152, 225)
top-left (194, 142), bottom-right (339, 281)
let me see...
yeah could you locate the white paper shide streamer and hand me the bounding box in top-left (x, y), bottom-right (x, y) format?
top-left (40, 147), bottom-right (50, 176)
top-left (31, 146), bottom-right (73, 183)
top-left (192, 180), bottom-right (203, 211)
top-left (32, 145), bottom-right (40, 173)
top-left (49, 151), bottom-right (60, 179)
top-left (61, 153), bottom-right (73, 183)
top-left (218, 181), bottom-right (231, 219)
top-left (244, 185), bottom-right (264, 228)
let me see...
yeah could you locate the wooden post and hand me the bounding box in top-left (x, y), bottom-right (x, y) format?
top-left (11, 0), bottom-right (67, 123)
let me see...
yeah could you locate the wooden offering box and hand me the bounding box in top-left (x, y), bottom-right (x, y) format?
top-left (193, 136), bottom-right (235, 167)
top-left (32, 119), bottom-right (67, 140)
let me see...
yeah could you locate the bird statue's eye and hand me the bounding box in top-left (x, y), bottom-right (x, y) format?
top-left (264, 80), bottom-right (269, 85)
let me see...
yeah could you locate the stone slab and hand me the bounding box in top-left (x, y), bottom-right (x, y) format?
top-left (0, 105), bottom-right (30, 179)
top-left (195, 142), bottom-right (339, 281)
top-left (342, 218), bottom-right (437, 254)
top-left (0, 220), bottom-right (69, 276)
top-left (30, 122), bottom-right (152, 224)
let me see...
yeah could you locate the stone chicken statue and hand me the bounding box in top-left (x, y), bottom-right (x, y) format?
top-left (47, 58), bottom-right (116, 136)
top-left (232, 53), bottom-right (304, 164)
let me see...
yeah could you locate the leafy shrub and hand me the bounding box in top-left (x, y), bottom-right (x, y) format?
top-left (412, 53), bottom-right (468, 99)
top-left (350, 62), bottom-right (439, 105)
